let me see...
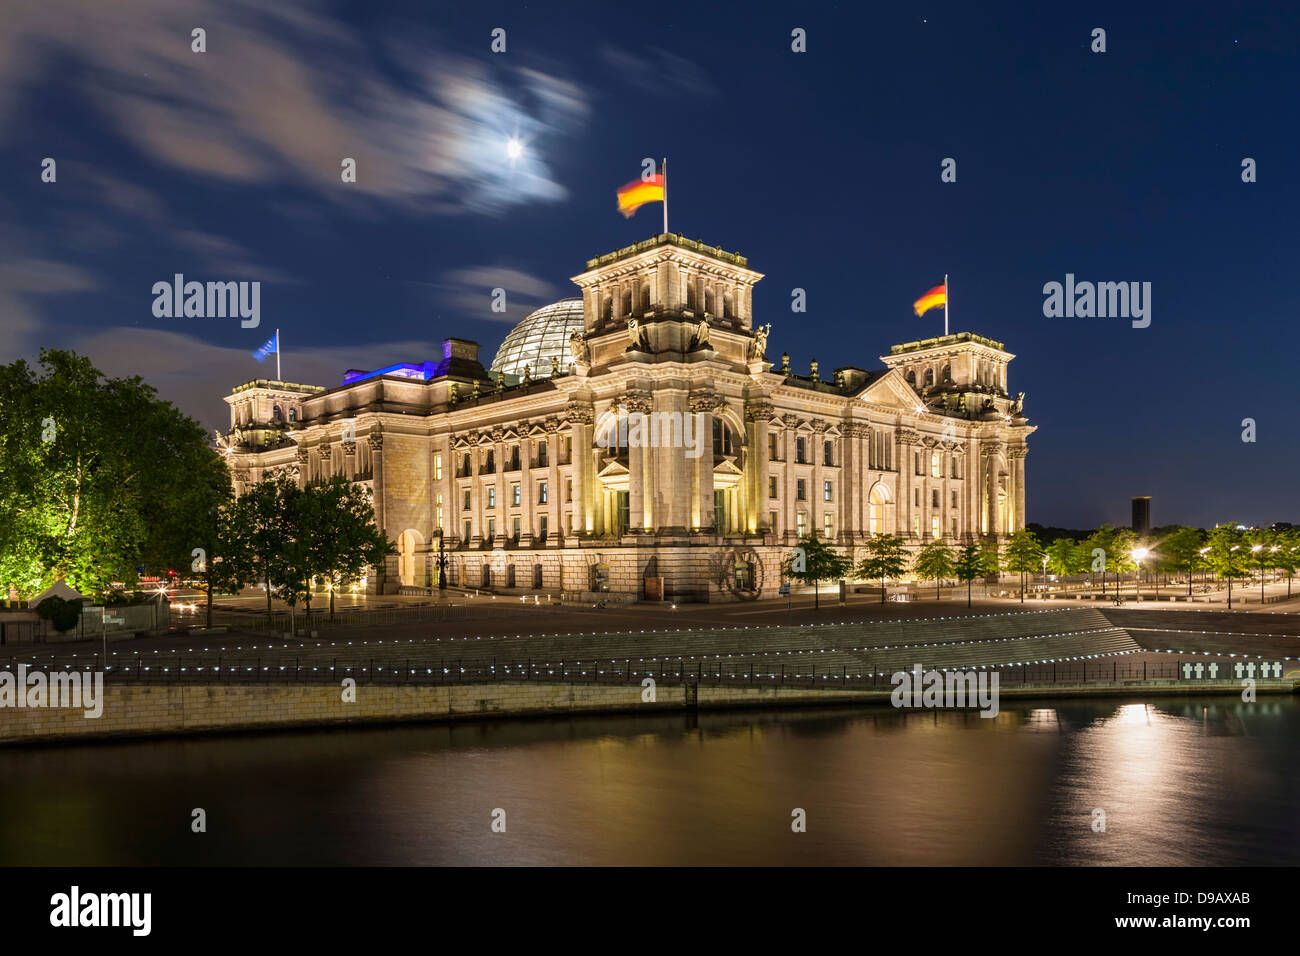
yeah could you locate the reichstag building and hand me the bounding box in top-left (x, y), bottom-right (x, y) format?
top-left (221, 233), bottom-right (1034, 601)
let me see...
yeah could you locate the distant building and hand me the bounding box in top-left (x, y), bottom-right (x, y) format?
top-left (1132, 496), bottom-right (1151, 537)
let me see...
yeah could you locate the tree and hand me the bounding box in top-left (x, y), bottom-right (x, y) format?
top-left (1003, 528), bottom-right (1042, 603)
top-left (857, 534), bottom-right (910, 604)
top-left (1276, 529), bottom-right (1300, 600)
top-left (1044, 536), bottom-right (1082, 578)
top-left (0, 349), bottom-right (228, 598)
top-left (1246, 527), bottom-right (1277, 605)
top-left (954, 542), bottom-right (984, 608)
top-left (227, 474), bottom-right (298, 624)
top-left (1204, 524), bottom-right (1248, 609)
top-left (912, 538), bottom-right (955, 601)
top-left (1161, 526), bottom-right (1206, 596)
top-left (782, 531), bottom-right (851, 610)
top-left (304, 477), bottom-right (395, 618)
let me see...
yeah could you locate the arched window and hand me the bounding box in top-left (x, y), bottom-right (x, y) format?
top-left (942, 365), bottom-right (951, 384)
top-left (868, 482), bottom-right (890, 535)
top-left (924, 368), bottom-right (934, 387)
top-left (271, 405), bottom-right (282, 423)
top-left (712, 419), bottom-right (736, 457)
top-left (905, 370), bottom-right (916, 386)
top-left (288, 408), bottom-right (297, 422)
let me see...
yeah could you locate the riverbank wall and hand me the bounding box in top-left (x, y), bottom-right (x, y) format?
top-left (1, 679), bottom-right (1294, 745)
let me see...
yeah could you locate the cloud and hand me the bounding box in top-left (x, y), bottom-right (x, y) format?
top-left (0, 0), bottom-right (589, 214)
top-left (0, 257), bottom-right (99, 342)
top-left (601, 45), bottom-right (719, 99)
top-left (434, 266), bottom-right (562, 324)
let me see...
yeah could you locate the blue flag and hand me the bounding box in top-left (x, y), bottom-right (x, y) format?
top-left (252, 331), bottom-right (278, 361)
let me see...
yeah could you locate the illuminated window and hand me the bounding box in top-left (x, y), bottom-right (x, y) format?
top-left (797, 479), bottom-right (807, 501)
top-left (931, 451), bottom-right (941, 478)
top-left (537, 441), bottom-right (548, 467)
top-left (487, 487), bottom-right (496, 509)
top-left (796, 437), bottom-right (807, 463)
top-left (487, 517), bottom-right (496, 540)
top-left (797, 512), bottom-right (807, 536)
top-left (511, 483), bottom-right (521, 507)
top-left (462, 488), bottom-right (471, 511)
top-left (931, 516), bottom-right (940, 538)
top-left (823, 440), bottom-right (833, 466)
top-left (539, 482), bottom-right (548, 504)
top-left (823, 481), bottom-right (833, 501)
top-left (436, 493), bottom-right (443, 531)
top-left (434, 454), bottom-right (443, 481)
top-left (824, 513), bottom-right (834, 538)
top-left (768, 434), bottom-right (778, 460)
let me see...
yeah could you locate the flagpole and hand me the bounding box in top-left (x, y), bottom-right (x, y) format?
top-left (276, 328), bottom-right (281, 381)
top-left (662, 157), bottom-right (668, 235)
top-left (941, 273), bottom-right (951, 335)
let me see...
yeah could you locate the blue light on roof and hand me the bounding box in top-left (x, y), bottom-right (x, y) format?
top-left (342, 362), bottom-right (438, 385)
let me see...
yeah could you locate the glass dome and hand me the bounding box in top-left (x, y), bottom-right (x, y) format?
top-left (489, 298), bottom-right (585, 382)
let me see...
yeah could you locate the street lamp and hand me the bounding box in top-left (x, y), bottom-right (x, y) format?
top-left (1228, 544), bottom-right (1240, 609)
top-left (1041, 553), bottom-right (1048, 598)
top-left (1251, 543), bottom-right (1266, 604)
top-left (1132, 548), bottom-right (1148, 600)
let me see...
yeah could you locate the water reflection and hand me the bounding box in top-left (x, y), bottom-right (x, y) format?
top-left (0, 695), bottom-right (1295, 865)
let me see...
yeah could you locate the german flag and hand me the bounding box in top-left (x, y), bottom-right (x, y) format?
top-left (913, 282), bottom-right (947, 317)
top-left (616, 164), bottom-right (665, 219)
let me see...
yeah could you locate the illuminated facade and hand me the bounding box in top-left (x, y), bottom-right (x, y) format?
top-left (221, 234), bottom-right (1034, 601)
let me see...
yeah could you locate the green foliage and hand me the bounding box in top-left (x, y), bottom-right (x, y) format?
top-left (954, 543), bottom-right (985, 584)
top-left (1203, 524), bottom-right (1248, 579)
top-left (0, 349), bottom-right (228, 597)
top-left (857, 534), bottom-right (909, 604)
top-left (1159, 526), bottom-right (1206, 584)
top-left (1044, 537), bottom-right (1084, 575)
top-left (912, 538), bottom-right (955, 598)
top-left (35, 595), bottom-right (82, 633)
top-left (225, 474), bottom-right (394, 620)
top-left (782, 532), bottom-right (852, 585)
top-left (1002, 529), bottom-right (1042, 574)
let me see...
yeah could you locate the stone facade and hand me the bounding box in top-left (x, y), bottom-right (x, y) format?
top-left (221, 234), bottom-right (1035, 601)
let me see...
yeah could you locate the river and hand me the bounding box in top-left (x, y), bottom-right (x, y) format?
top-left (1, 694), bottom-right (1294, 865)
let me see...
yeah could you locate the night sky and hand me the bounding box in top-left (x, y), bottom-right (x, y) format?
top-left (2, 0), bottom-right (1297, 529)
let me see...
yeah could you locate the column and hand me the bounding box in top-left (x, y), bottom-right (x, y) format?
top-left (695, 402), bottom-right (715, 530)
top-left (520, 438), bottom-right (534, 546)
top-left (547, 430), bottom-right (561, 545)
top-left (570, 414), bottom-right (590, 533)
top-left (628, 406), bottom-right (645, 531)
top-left (1014, 450), bottom-right (1027, 533)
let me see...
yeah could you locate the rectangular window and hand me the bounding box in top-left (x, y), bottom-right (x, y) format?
top-left (931, 516), bottom-right (941, 538)
top-left (434, 454), bottom-right (443, 481)
top-left (951, 517), bottom-right (958, 537)
top-left (487, 517), bottom-right (496, 540)
top-left (823, 480), bottom-right (833, 502)
top-left (931, 451), bottom-right (942, 478)
top-left (914, 452), bottom-right (921, 475)
top-left (951, 491), bottom-right (958, 509)
top-left (797, 512), bottom-right (807, 536)
top-left (511, 483), bottom-right (521, 507)
top-left (796, 479), bottom-right (807, 501)
top-left (537, 441), bottom-right (548, 467)
top-left (539, 482), bottom-right (548, 504)
top-left (539, 515), bottom-right (549, 541)
top-left (512, 517), bottom-right (520, 540)
top-left (769, 510), bottom-right (778, 532)
top-left (563, 436), bottom-right (572, 462)
top-left (768, 434), bottom-right (778, 461)
top-left (487, 487), bottom-right (497, 509)
top-left (566, 477), bottom-right (573, 501)
top-left (913, 515), bottom-right (921, 535)
top-left (436, 493), bottom-right (443, 531)
top-left (463, 488), bottom-right (471, 511)
top-left (931, 489), bottom-right (939, 508)
top-left (463, 519), bottom-right (471, 541)
top-left (823, 440), bottom-right (833, 466)
top-left (951, 459), bottom-right (959, 479)
top-left (769, 476), bottom-right (778, 498)
top-left (796, 437), bottom-right (807, 463)
top-left (824, 513), bottom-right (834, 538)
top-left (914, 488), bottom-right (920, 507)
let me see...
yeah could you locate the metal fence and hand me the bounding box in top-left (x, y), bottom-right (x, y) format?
top-left (63, 655), bottom-right (1224, 689)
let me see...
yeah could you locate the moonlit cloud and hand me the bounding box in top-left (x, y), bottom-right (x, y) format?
top-left (0, 0), bottom-right (589, 213)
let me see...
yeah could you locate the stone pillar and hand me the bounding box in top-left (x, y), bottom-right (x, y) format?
top-left (694, 400), bottom-right (716, 531)
top-left (1013, 448), bottom-right (1027, 533)
top-left (546, 426), bottom-right (561, 544)
top-left (520, 436), bottom-right (534, 546)
top-left (627, 398), bottom-right (649, 531)
top-left (568, 405), bottom-right (594, 534)
top-left (744, 401), bottom-right (772, 535)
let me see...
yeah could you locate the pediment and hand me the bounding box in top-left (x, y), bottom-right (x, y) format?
top-left (855, 368), bottom-right (923, 410)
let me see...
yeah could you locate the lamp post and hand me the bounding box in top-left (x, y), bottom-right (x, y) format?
top-left (1251, 543), bottom-right (1265, 604)
top-left (437, 531), bottom-right (448, 595)
top-left (1132, 548), bottom-right (1148, 602)
top-left (1228, 545), bottom-right (1240, 609)
top-left (1041, 553), bottom-right (1048, 599)
top-left (1197, 546), bottom-right (1210, 596)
